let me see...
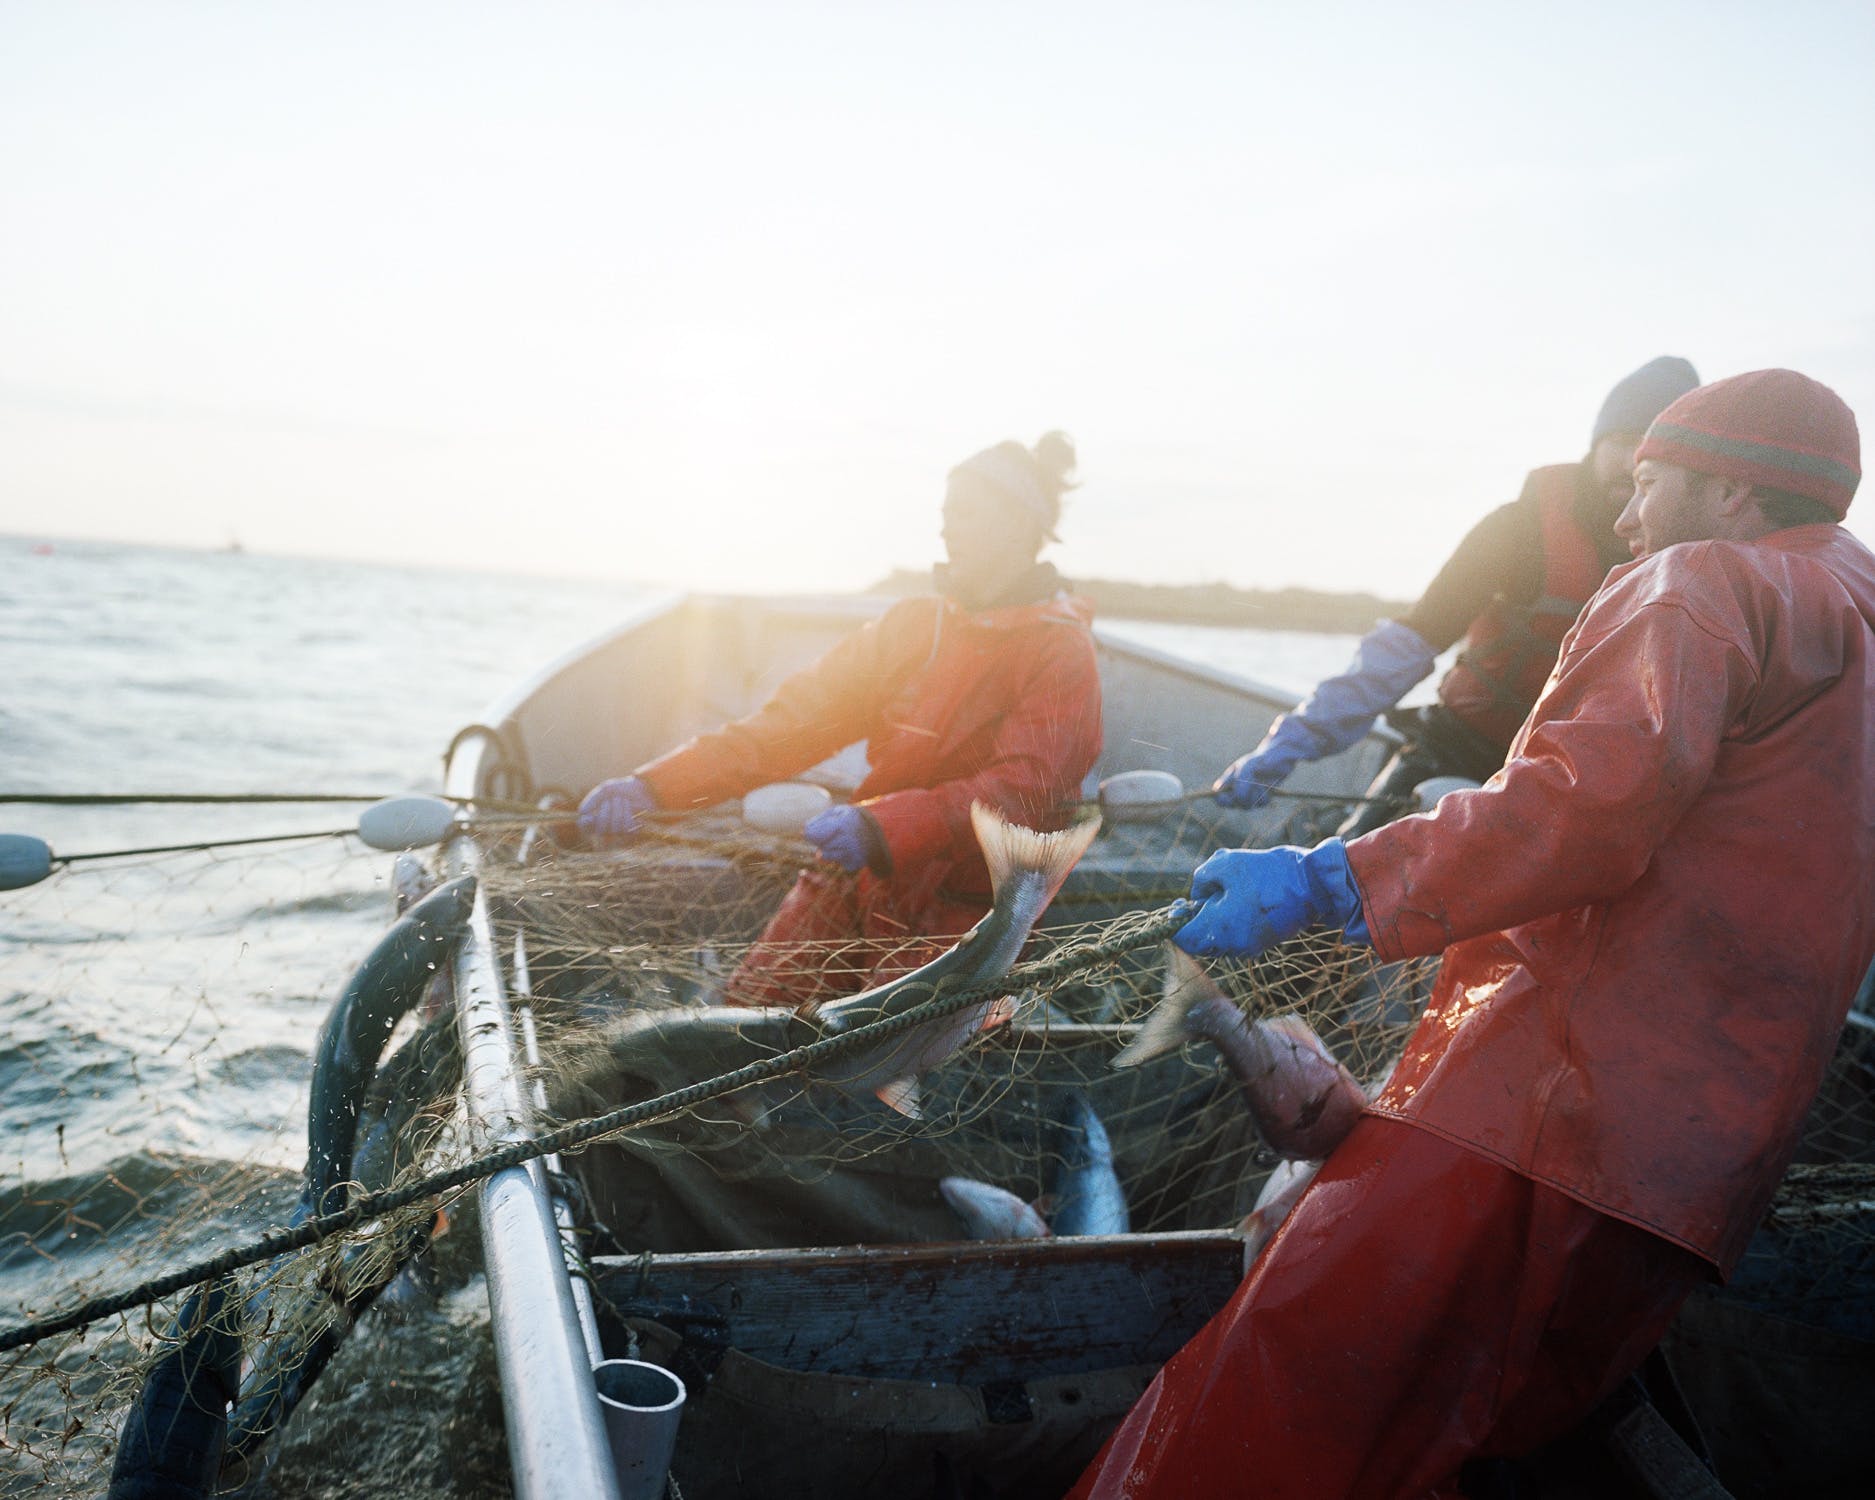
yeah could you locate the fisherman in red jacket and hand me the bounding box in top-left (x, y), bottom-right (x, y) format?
top-left (1213, 356), bottom-right (1701, 836)
top-left (577, 433), bottom-right (1103, 1010)
top-left (1073, 371), bottom-right (1874, 1498)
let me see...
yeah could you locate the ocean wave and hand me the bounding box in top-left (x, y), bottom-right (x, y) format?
top-left (0, 1032), bottom-right (135, 1109)
top-left (215, 1042), bottom-right (311, 1087)
top-left (255, 887), bottom-right (388, 919)
top-left (0, 915), bottom-right (131, 946)
top-left (0, 1150), bottom-right (300, 1294)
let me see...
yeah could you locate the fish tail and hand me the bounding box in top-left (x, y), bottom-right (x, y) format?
top-left (875, 1077), bottom-right (924, 1118)
top-left (1113, 946), bottom-right (1212, 1068)
top-left (970, 803), bottom-right (1100, 905)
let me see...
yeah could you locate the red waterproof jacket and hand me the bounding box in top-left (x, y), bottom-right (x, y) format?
top-left (1435, 465), bottom-right (1609, 748)
top-left (1350, 524), bottom-right (1875, 1272)
top-left (637, 579), bottom-right (1103, 901)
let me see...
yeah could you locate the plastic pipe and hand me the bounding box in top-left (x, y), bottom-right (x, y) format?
top-left (592, 1359), bottom-right (686, 1500)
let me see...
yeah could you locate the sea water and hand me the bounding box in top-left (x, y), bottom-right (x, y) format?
top-left (0, 533), bottom-right (1365, 1494)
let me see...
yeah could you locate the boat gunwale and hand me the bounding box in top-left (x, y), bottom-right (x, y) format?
top-left (587, 1225), bottom-right (1250, 1278)
top-left (450, 591), bottom-right (1402, 792)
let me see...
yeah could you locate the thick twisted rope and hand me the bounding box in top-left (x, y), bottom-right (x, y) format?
top-left (0, 903), bottom-right (1188, 1355)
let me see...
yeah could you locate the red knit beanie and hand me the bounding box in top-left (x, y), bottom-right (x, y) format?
top-left (1635, 368), bottom-right (1861, 516)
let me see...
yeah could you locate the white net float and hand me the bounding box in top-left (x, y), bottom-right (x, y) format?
top-left (357, 794), bottom-right (458, 851)
top-left (1410, 776), bottom-right (1482, 813)
top-left (1095, 769), bottom-right (1187, 824)
top-left (741, 782), bottom-right (833, 836)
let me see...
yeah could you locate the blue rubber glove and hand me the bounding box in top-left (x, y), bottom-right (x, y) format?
top-left (577, 775), bottom-right (658, 843)
top-left (1175, 839), bottom-right (1371, 958)
top-left (1214, 620), bottom-right (1436, 809)
top-left (803, 805), bottom-right (883, 874)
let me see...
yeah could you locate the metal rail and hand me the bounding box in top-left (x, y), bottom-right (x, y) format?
top-left (449, 835), bottom-right (621, 1500)
top-left (514, 928), bottom-right (606, 1366)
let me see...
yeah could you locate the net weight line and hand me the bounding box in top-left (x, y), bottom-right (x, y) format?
top-left (0, 903), bottom-right (1188, 1355)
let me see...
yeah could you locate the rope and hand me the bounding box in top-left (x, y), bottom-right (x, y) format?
top-left (1086, 786), bottom-right (1415, 817)
top-left (0, 792), bottom-right (548, 809)
top-left (1269, 786), bottom-right (1413, 809)
top-left (54, 829), bottom-right (361, 864)
top-left (0, 793), bottom-right (395, 806)
top-left (35, 798), bottom-right (573, 867)
top-left (0, 903), bottom-right (1188, 1355)
top-left (1182, 786), bottom-right (1416, 811)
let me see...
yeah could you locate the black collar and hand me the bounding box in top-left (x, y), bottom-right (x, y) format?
top-left (933, 561), bottom-right (1061, 611)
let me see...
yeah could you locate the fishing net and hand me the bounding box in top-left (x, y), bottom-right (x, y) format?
top-left (0, 835), bottom-right (477, 1497)
top-left (493, 808), bottom-right (1429, 1258)
top-left (4, 797), bottom-right (1875, 1498)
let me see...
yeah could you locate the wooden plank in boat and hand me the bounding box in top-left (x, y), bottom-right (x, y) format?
top-left (592, 1230), bottom-right (1248, 1385)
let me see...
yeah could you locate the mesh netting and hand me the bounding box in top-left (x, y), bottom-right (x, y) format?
top-left (495, 829), bottom-right (1428, 1252)
top-left (0, 835), bottom-right (462, 1494)
top-left (3, 804), bottom-right (1874, 1497)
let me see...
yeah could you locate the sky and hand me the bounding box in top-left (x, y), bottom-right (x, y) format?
top-left (2, 2), bottom-right (1872, 599)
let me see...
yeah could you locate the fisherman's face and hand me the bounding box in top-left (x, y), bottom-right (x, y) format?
top-left (1616, 460), bottom-right (1723, 558)
top-left (942, 476), bottom-right (1042, 608)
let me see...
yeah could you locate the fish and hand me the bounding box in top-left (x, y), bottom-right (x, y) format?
top-left (1114, 947), bottom-right (1368, 1161)
top-left (107, 1275), bottom-right (242, 1500)
top-left (1239, 1157), bottom-right (1321, 1261)
top-left (1045, 1092), bottom-right (1129, 1236)
top-left (939, 1176), bottom-right (1051, 1240)
top-left (799, 805), bottom-right (1100, 1120)
top-left (1238, 1061), bottom-right (1401, 1258)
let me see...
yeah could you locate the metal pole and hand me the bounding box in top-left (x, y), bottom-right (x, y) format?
top-left (450, 841), bottom-right (621, 1500)
top-left (513, 929), bottom-right (606, 1368)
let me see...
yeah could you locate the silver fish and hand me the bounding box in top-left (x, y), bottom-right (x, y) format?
top-left (1114, 947), bottom-right (1367, 1160)
top-left (939, 1176), bottom-right (1051, 1240)
top-left (1239, 1157), bottom-right (1320, 1261)
top-left (803, 805), bottom-right (1100, 1119)
top-left (1045, 1092), bottom-right (1129, 1236)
